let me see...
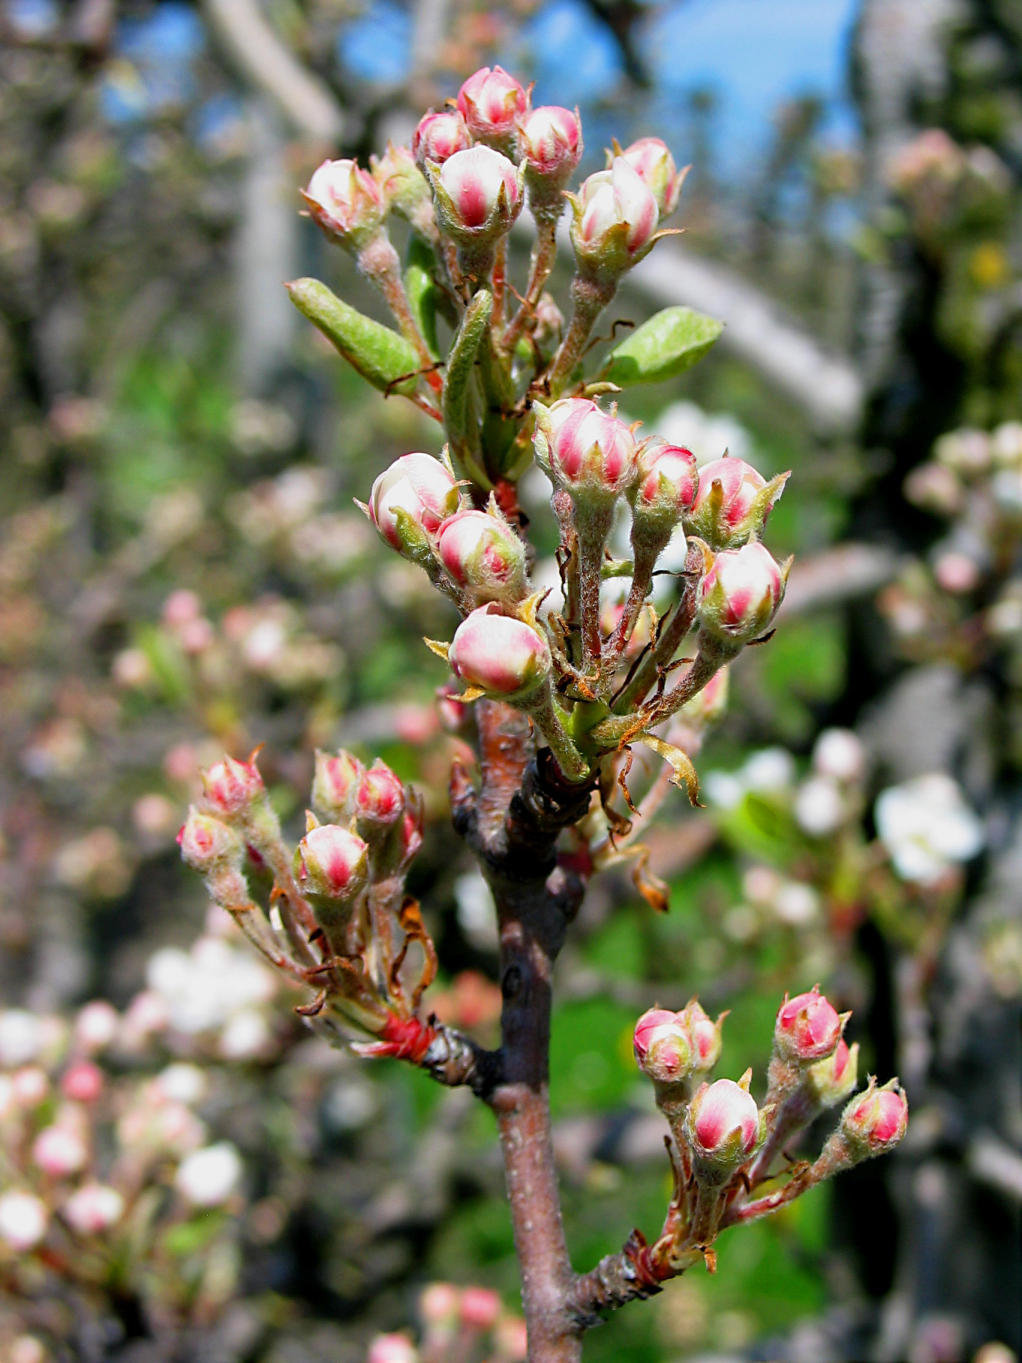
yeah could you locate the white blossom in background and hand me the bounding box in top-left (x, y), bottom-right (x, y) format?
top-left (704, 747), bottom-right (797, 811)
top-left (175, 1141), bottom-right (243, 1207)
top-left (0, 1191), bottom-right (48, 1250)
top-left (795, 775), bottom-right (846, 837)
top-left (812, 728), bottom-right (867, 785)
top-left (655, 399), bottom-right (755, 467)
top-left (0, 1011), bottom-right (45, 1068)
top-left (146, 935), bottom-right (276, 1036)
top-left (875, 773), bottom-right (984, 884)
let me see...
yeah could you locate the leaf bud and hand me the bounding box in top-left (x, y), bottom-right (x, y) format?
top-left (436, 508), bottom-right (528, 603)
top-left (698, 542), bottom-right (787, 645)
top-left (448, 604), bottom-right (551, 700)
top-left (368, 452), bottom-right (460, 558)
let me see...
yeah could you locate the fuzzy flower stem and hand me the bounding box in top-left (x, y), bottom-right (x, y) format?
top-left (503, 212), bottom-right (559, 354)
top-left (357, 234), bottom-right (443, 394)
top-left (544, 271), bottom-right (617, 396)
top-left (522, 681), bottom-right (591, 784)
top-left (605, 536), bottom-right (664, 678)
top-left (576, 504), bottom-right (614, 677)
top-left (614, 543), bottom-right (704, 711)
top-left (492, 235), bottom-right (508, 330)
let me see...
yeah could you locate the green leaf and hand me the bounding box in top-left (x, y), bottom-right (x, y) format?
top-left (404, 236), bottom-right (443, 358)
top-left (600, 306), bottom-right (724, 387)
top-left (286, 278), bottom-right (419, 396)
top-left (443, 288), bottom-right (493, 489)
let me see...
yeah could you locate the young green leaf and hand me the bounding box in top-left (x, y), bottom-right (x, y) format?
top-left (286, 278), bottom-right (420, 396)
top-left (600, 306), bottom-right (724, 387)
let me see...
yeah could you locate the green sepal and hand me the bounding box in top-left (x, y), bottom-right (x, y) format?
top-left (600, 306), bottom-right (724, 388)
top-left (287, 278), bottom-right (419, 396)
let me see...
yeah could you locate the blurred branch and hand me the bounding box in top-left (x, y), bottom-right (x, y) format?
top-left (967, 1131), bottom-right (1022, 1204)
top-left (782, 542), bottom-right (903, 614)
top-left (201, 0), bottom-right (344, 144)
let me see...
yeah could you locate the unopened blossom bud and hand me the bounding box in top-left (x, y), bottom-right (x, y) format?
top-left (448, 604), bottom-right (551, 700)
top-left (619, 136), bottom-right (686, 217)
top-left (678, 999), bottom-right (724, 1072)
top-left (63, 1182), bottom-right (124, 1235)
top-left (534, 398), bottom-right (639, 507)
top-left (632, 1007), bottom-right (677, 1062)
top-left (683, 1075), bottom-right (763, 1173)
top-left (368, 452), bottom-right (460, 559)
top-left (368, 1334), bottom-right (418, 1363)
top-left (680, 664), bottom-right (729, 727)
top-left (73, 1000), bottom-right (119, 1054)
top-left (11, 1066), bottom-right (49, 1108)
top-left (686, 455), bottom-right (788, 549)
top-left (61, 1060), bottom-right (104, 1104)
top-left (199, 754), bottom-right (265, 818)
top-left (436, 509), bottom-right (528, 603)
top-left (177, 807), bottom-right (244, 873)
top-left (840, 1080), bottom-right (908, 1157)
top-left (372, 143), bottom-right (429, 216)
top-left (32, 1124), bottom-right (88, 1177)
top-left (420, 1282), bottom-right (461, 1328)
top-left (456, 65), bottom-right (529, 150)
top-left (413, 110), bottom-right (472, 172)
top-left (429, 146), bottom-right (523, 246)
top-left (635, 1014), bottom-right (693, 1085)
top-left (460, 1286), bottom-right (502, 1331)
top-left (775, 987), bottom-right (846, 1063)
top-left (570, 157), bottom-right (659, 278)
top-left (0, 1191), bottom-right (48, 1250)
top-left (519, 105), bottom-right (583, 206)
top-left (630, 440), bottom-right (698, 532)
top-left (297, 823), bottom-right (369, 900)
top-left (312, 749), bottom-right (365, 823)
top-left (302, 158), bottom-right (385, 250)
top-left (812, 728), bottom-right (866, 785)
top-left (355, 760), bottom-right (405, 826)
top-left (806, 1038), bottom-right (859, 1108)
top-left (698, 542), bottom-right (786, 646)
top-left (175, 1141), bottom-right (243, 1207)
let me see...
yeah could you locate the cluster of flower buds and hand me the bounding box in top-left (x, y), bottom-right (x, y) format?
top-left (0, 1002), bottom-right (246, 1324)
top-left (179, 749), bottom-right (439, 1060)
top-left (367, 1281), bottom-right (527, 1363)
top-left (629, 986), bottom-right (906, 1270)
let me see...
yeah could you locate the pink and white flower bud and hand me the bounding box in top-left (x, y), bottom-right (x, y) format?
top-left (61, 1060), bottom-right (104, 1104)
top-left (570, 158), bottom-right (659, 276)
top-left (12, 1066), bottom-right (49, 1109)
top-left (636, 1017), bottom-right (694, 1085)
top-left (619, 136), bottom-right (686, 216)
top-left (684, 1076), bottom-right (763, 1170)
top-left (429, 146), bottom-right (523, 244)
top-left (806, 1038), bottom-right (859, 1108)
top-left (456, 65), bottom-right (529, 148)
top-left (355, 760), bottom-right (405, 826)
top-left (73, 1000), bottom-right (119, 1054)
top-left (0, 1191), bottom-right (48, 1250)
top-left (199, 755), bottom-right (266, 818)
top-left (436, 509), bottom-right (528, 603)
top-left (687, 455), bottom-right (788, 548)
top-left (413, 110), bottom-right (472, 172)
top-left (175, 1141), bottom-right (243, 1207)
top-left (32, 1124), bottom-right (87, 1178)
top-left (372, 143), bottom-right (430, 217)
top-left (494, 1316), bottom-right (529, 1361)
top-left (630, 440), bottom-right (698, 530)
top-left (369, 452), bottom-right (460, 558)
top-left (448, 604), bottom-right (551, 700)
top-left (177, 807), bottom-right (244, 873)
top-left (698, 541), bottom-right (786, 645)
top-left (312, 749), bottom-right (365, 823)
top-left (302, 158), bottom-right (385, 250)
top-left (679, 664), bottom-right (730, 727)
top-left (419, 1281), bottom-right (461, 1327)
top-left (678, 999), bottom-right (724, 1071)
top-left (368, 1334), bottom-right (418, 1363)
top-left (298, 823), bottom-right (369, 900)
top-left (840, 1080), bottom-right (908, 1156)
top-left (535, 398), bottom-right (639, 505)
top-left (775, 987), bottom-right (846, 1062)
top-left (519, 105), bottom-right (583, 197)
top-left (63, 1182), bottom-right (124, 1235)
top-left (632, 1007), bottom-right (677, 1062)
top-left (460, 1286), bottom-right (502, 1331)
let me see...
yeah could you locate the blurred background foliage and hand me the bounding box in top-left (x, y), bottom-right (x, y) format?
top-left (0, 1), bottom-right (1019, 1360)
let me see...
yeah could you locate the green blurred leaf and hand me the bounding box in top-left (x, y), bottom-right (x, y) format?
top-left (601, 306), bottom-right (723, 387)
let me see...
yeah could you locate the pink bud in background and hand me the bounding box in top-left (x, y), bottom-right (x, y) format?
top-left (177, 807), bottom-right (243, 873)
top-left (687, 1077), bottom-right (761, 1161)
top-left (0, 1191), bottom-right (48, 1250)
top-left (841, 1081), bottom-right (908, 1154)
top-left (571, 158), bottom-right (659, 274)
top-left (519, 105), bottom-right (582, 186)
top-left (448, 605), bottom-right (551, 700)
top-left (298, 824), bottom-right (369, 899)
top-left (436, 509), bottom-right (528, 603)
top-left (312, 749), bottom-right (365, 822)
top-left (61, 1060), bottom-right (104, 1104)
top-left (775, 987), bottom-right (845, 1062)
top-left (419, 1281), bottom-right (461, 1327)
top-left (368, 1335), bottom-right (418, 1363)
top-left (619, 136), bottom-right (686, 216)
top-left (369, 452), bottom-right (459, 556)
top-left (200, 755), bottom-right (265, 817)
top-left (32, 1124), bottom-right (88, 1178)
top-left (63, 1182), bottom-right (124, 1235)
top-left (12, 1066), bottom-right (49, 1108)
top-left (413, 110), bottom-right (472, 171)
top-left (460, 1286), bottom-right (502, 1331)
top-left (175, 1141), bottom-right (243, 1207)
top-left (73, 1000), bottom-right (119, 1054)
top-left (302, 158), bottom-right (385, 248)
top-left (456, 65), bottom-right (529, 144)
top-left (537, 398), bottom-right (639, 502)
top-left (698, 541), bottom-right (786, 645)
top-left (431, 145), bottom-right (523, 239)
top-left (355, 761), bottom-right (405, 825)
